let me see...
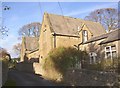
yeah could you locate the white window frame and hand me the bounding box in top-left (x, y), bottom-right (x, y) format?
top-left (82, 30), bottom-right (88, 43)
top-left (89, 52), bottom-right (97, 64)
top-left (105, 45), bottom-right (116, 60)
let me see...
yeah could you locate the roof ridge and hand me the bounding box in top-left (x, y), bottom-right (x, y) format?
top-left (46, 12), bottom-right (100, 24)
top-left (45, 12), bottom-right (106, 37)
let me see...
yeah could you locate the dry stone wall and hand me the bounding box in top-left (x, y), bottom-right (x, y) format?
top-left (64, 69), bottom-right (117, 86)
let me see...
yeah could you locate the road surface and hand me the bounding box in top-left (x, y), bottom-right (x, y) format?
top-left (8, 69), bottom-right (56, 86)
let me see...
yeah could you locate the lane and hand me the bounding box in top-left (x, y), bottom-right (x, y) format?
top-left (8, 69), bottom-right (56, 86)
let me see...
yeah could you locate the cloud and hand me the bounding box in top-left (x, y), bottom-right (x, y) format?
top-left (65, 3), bottom-right (117, 16)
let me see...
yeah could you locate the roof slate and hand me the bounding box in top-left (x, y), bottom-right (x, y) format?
top-left (24, 37), bottom-right (39, 51)
top-left (47, 13), bottom-right (106, 37)
top-left (84, 29), bottom-right (120, 44)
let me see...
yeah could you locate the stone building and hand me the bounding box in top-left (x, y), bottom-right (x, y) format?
top-left (39, 12), bottom-right (106, 61)
top-left (20, 37), bottom-right (39, 63)
top-left (82, 29), bottom-right (120, 64)
top-left (20, 12), bottom-right (119, 74)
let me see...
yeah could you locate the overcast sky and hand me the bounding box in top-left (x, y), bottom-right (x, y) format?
top-left (0, 2), bottom-right (118, 58)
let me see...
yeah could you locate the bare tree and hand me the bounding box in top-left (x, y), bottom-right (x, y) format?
top-left (13, 43), bottom-right (21, 57)
top-left (0, 47), bottom-right (11, 61)
top-left (84, 8), bottom-right (118, 32)
top-left (18, 22), bottom-right (41, 37)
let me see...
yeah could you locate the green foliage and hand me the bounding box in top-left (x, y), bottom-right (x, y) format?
top-left (43, 47), bottom-right (89, 81)
top-left (0, 57), bottom-right (9, 66)
top-left (8, 58), bottom-right (19, 69)
top-left (83, 57), bottom-right (119, 72)
top-left (101, 59), bottom-right (113, 70)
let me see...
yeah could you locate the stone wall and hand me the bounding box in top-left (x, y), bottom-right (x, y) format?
top-left (26, 51), bottom-right (39, 60)
top-left (39, 13), bottom-right (95, 60)
top-left (2, 61), bottom-right (9, 86)
top-left (56, 36), bottom-right (80, 48)
top-left (39, 13), bottom-right (53, 60)
top-left (33, 63), bottom-right (41, 74)
top-left (64, 69), bottom-right (117, 86)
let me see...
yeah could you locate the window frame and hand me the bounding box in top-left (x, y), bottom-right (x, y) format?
top-left (105, 45), bottom-right (116, 60)
top-left (82, 30), bottom-right (88, 43)
top-left (89, 52), bottom-right (97, 64)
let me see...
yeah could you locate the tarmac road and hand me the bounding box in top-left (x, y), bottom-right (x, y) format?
top-left (7, 69), bottom-right (56, 86)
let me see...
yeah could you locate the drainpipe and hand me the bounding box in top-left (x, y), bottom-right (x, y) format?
top-left (54, 35), bottom-right (56, 48)
top-left (74, 42), bottom-right (82, 51)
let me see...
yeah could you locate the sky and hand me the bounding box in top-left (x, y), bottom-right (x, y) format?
top-left (0, 2), bottom-right (118, 58)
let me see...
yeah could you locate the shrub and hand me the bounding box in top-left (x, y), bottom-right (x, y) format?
top-left (42, 47), bottom-right (89, 81)
top-left (83, 57), bottom-right (119, 72)
top-left (8, 59), bottom-right (18, 69)
top-left (100, 57), bottom-right (119, 72)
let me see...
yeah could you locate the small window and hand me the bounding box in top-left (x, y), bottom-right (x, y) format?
top-left (43, 29), bottom-right (46, 32)
top-left (111, 45), bottom-right (116, 50)
top-left (106, 47), bottom-right (110, 51)
top-left (82, 30), bottom-right (88, 43)
top-left (112, 51), bottom-right (117, 57)
top-left (89, 52), bottom-right (97, 64)
top-left (105, 45), bottom-right (117, 59)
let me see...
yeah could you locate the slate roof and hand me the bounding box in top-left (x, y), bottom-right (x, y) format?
top-left (24, 37), bottom-right (39, 51)
top-left (84, 29), bottom-right (120, 44)
top-left (100, 29), bottom-right (120, 44)
top-left (46, 13), bottom-right (106, 37)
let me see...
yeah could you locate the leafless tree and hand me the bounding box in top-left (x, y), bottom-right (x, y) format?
top-left (13, 43), bottom-right (21, 57)
top-left (18, 22), bottom-right (41, 37)
top-left (0, 47), bottom-right (11, 60)
top-left (84, 8), bottom-right (118, 32)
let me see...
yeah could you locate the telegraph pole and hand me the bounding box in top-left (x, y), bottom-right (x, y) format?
top-left (0, 2), bottom-right (10, 38)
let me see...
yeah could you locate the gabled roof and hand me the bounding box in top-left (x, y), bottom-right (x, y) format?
top-left (100, 29), bottom-right (120, 44)
top-left (23, 37), bottom-right (39, 51)
top-left (84, 29), bottom-right (120, 44)
top-left (46, 13), bottom-right (106, 37)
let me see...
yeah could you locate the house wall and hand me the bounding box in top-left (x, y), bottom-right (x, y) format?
top-left (39, 13), bottom-right (53, 60)
top-left (26, 50), bottom-right (39, 60)
top-left (81, 39), bottom-right (106, 61)
top-left (20, 37), bottom-right (26, 62)
top-left (55, 24), bottom-right (94, 50)
top-left (82, 39), bottom-right (120, 62)
top-left (101, 40), bottom-right (120, 58)
top-left (56, 36), bottom-right (80, 48)
top-left (39, 17), bottom-right (95, 60)
top-left (79, 25), bottom-right (94, 43)
top-left (115, 41), bottom-right (119, 57)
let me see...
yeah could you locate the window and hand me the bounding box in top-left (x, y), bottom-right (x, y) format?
top-left (89, 52), bottom-right (97, 64)
top-left (105, 45), bottom-right (116, 59)
top-left (82, 30), bottom-right (88, 43)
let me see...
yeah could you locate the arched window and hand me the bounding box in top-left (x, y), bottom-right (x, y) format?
top-left (82, 30), bottom-right (88, 43)
top-left (89, 52), bottom-right (97, 64)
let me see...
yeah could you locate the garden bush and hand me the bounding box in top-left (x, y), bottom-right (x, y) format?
top-left (83, 57), bottom-right (119, 72)
top-left (42, 47), bottom-right (89, 81)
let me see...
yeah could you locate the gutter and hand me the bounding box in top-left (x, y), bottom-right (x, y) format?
top-left (26, 49), bottom-right (39, 54)
top-left (51, 32), bottom-right (80, 38)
